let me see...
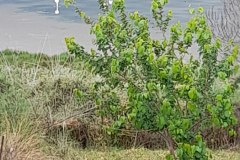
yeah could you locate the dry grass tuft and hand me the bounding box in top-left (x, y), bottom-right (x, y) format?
top-left (0, 115), bottom-right (53, 160)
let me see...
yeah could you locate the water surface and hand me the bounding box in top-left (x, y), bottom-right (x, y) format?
top-left (0, 0), bottom-right (223, 55)
top-left (0, 0), bottom-right (222, 24)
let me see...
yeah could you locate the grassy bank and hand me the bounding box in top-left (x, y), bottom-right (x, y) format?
top-left (1, 49), bottom-right (240, 159)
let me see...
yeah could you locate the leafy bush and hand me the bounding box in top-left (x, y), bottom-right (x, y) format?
top-left (65, 0), bottom-right (239, 159)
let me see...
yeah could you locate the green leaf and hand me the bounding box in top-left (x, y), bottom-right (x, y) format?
top-left (203, 30), bottom-right (211, 39)
top-left (64, 0), bottom-right (69, 8)
top-left (191, 145), bottom-right (196, 155)
top-left (196, 32), bottom-right (201, 41)
top-left (195, 134), bottom-right (202, 142)
top-left (160, 0), bottom-right (165, 6)
top-left (80, 11), bottom-right (85, 18)
top-left (229, 129), bottom-right (236, 136)
top-left (143, 92), bottom-right (149, 99)
top-left (106, 126), bottom-right (112, 135)
top-left (223, 122), bottom-right (228, 127)
top-left (120, 116), bottom-right (126, 123)
top-left (134, 11), bottom-right (139, 19)
top-left (95, 23), bottom-right (101, 31)
top-left (134, 20), bottom-right (139, 26)
top-left (188, 87), bottom-right (196, 100)
top-left (209, 152), bottom-right (213, 159)
top-left (172, 61), bottom-right (180, 73)
top-left (215, 38), bottom-right (221, 49)
top-left (111, 59), bottom-right (117, 73)
top-left (138, 20), bottom-right (145, 28)
top-left (204, 44), bottom-right (209, 50)
top-left (151, 1), bottom-right (158, 10)
top-left (111, 66), bottom-right (116, 73)
top-left (160, 56), bottom-right (168, 66)
top-left (182, 119), bottom-right (190, 130)
top-left (232, 117), bottom-right (238, 125)
top-left (213, 118), bottom-right (220, 125)
top-left (110, 105), bottom-right (116, 113)
top-left (200, 17), bottom-right (206, 25)
top-left (148, 52), bottom-right (154, 63)
top-left (228, 56), bottom-right (234, 64)
top-left (159, 71), bottom-right (167, 79)
top-left (135, 119), bottom-right (143, 130)
top-left (158, 116), bottom-right (166, 130)
top-left (114, 41), bottom-right (120, 49)
top-left (138, 46), bottom-right (145, 54)
top-left (198, 7), bottom-right (203, 13)
top-left (189, 8), bottom-right (195, 15)
top-left (218, 71), bottom-right (227, 80)
top-left (163, 99), bottom-right (170, 107)
top-left (216, 95), bottom-right (222, 101)
top-left (169, 124), bottom-right (175, 131)
top-left (147, 82), bottom-right (153, 91)
top-left (234, 65), bottom-right (239, 74)
top-left (195, 152), bottom-right (203, 158)
top-left (184, 143), bottom-right (191, 153)
top-left (74, 89), bottom-right (82, 99)
top-left (168, 10), bottom-right (173, 17)
top-left (188, 101), bottom-right (196, 111)
top-left (99, 109), bottom-right (105, 116)
top-left (95, 98), bottom-right (101, 106)
top-left (176, 148), bottom-right (183, 157)
top-left (224, 111), bottom-right (231, 118)
top-left (196, 146), bottom-right (202, 153)
top-left (166, 154), bottom-right (174, 160)
top-left (207, 104), bottom-right (212, 112)
top-left (108, 17), bottom-right (113, 24)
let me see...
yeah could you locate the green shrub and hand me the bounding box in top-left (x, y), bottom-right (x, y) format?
top-left (65, 0), bottom-right (239, 159)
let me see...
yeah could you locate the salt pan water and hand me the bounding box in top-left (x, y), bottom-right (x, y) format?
top-left (0, 0), bottom-right (222, 55)
top-left (0, 0), bottom-right (222, 24)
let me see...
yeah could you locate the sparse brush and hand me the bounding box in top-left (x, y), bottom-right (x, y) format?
top-left (0, 114), bottom-right (53, 160)
top-left (0, 50), bottom-right (102, 158)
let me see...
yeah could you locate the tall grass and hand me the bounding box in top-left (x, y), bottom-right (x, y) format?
top-left (0, 49), bottom-right (100, 159)
top-left (0, 114), bottom-right (52, 160)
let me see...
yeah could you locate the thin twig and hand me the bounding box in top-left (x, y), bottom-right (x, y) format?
top-left (43, 106), bottom-right (97, 130)
top-left (153, 101), bottom-right (161, 113)
top-left (187, 116), bottom-right (210, 132)
top-left (133, 130), bottom-right (138, 148)
top-left (33, 32), bottom-right (48, 83)
top-left (0, 136), bottom-right (4, 160)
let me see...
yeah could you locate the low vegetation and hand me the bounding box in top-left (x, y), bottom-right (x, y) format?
top-left (1, 0), bottom-right (240, 159)
top-left (0, 48), bottom-right (239, 159)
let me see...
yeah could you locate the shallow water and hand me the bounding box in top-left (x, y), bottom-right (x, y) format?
top-left (0, 0), bottom-right (223, 55)
top-left (0, 0), bottom-right (222, 24)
